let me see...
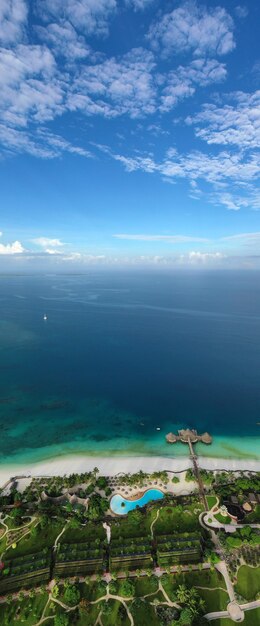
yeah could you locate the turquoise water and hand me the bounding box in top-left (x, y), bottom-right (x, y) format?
top-left (0, 271), bottom-right (260, 467)
top-left (110, 489), bottom-right (164, 515)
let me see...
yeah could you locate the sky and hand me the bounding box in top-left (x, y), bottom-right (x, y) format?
top-left (0, 0), bottom-right (259, 270)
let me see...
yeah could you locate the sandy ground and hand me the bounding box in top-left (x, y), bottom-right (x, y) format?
top-left (0, 454), bottom-right (259, 488)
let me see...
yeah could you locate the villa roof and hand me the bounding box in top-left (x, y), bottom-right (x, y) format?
top-left (242, 502), bottom-right (252, 512)
top-left (248, 492), bottom-right (257, 503)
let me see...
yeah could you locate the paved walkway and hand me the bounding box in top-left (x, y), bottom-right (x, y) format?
top-left (203, 512), bottom-right (260, 532)
top-left (205, 599), bottom-right (260, 622)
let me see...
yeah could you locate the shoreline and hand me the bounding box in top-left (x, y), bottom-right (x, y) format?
top-left (0, 453), bottom-right (260, 488)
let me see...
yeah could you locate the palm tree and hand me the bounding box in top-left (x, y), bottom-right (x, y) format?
top-left (176, 584), bottom-right (189, 604)
top-left (93, 467), bottom-right (99, 481)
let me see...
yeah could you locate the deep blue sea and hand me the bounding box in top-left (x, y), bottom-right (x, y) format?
top-left (0, 271), bottom-right (260, 464)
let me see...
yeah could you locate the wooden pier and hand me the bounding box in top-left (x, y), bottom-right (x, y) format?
top-left (166, 429), bottom-right (213, 511)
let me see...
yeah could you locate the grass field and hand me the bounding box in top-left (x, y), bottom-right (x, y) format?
top-left (131, 599), bottom-right (160, 626)
top-left (206, 495), bottom-right (218, 509)
top-left (196, 588), bottom-right (228, 613)
top-left (214, 513), bottom-right (231, 524)
top-left (101, 599), bottom-right (131, 626)
top-left (61, 521), bottom-right (106, 543)
top-left (154, 502), bottom-right (203, 536)
top-left (8, 522), bottom-right (63, 557)
top-left (235, 565), bottom-right (260, 601)
top-left (0, 592), bottom-right (48, 626)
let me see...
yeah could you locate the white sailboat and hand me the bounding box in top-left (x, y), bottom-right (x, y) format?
top-left (43, 314), bottom-right (48, 321)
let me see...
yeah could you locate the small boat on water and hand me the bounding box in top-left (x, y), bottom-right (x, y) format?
top-left (43, 314), bottom-right (48, 321)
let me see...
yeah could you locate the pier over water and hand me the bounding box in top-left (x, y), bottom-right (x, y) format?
top-left (166, 429), bottom-right (213, 511)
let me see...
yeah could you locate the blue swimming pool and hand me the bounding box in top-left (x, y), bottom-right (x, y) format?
top-left (110, 488), bottom-right (164, 515)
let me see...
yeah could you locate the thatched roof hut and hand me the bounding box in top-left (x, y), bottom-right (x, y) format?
top-left (178, 429), bottom-right (198, 443)
top-left (242, 502), bottom-right (252, 512)
top-left (166, 432), bottom-right (177, 443)
top-left (201, 432), bottom-right (212, 444)
top-left (165, 427), bottom-right (213, 446)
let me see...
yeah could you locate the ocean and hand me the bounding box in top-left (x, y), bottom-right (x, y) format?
top-left (0, 271), bottom-right (260, 466)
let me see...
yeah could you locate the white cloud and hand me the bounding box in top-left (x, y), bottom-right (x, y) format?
top-left (36, 129), bottom-right (92, 157)
top-left (68, 48), bottom-right (157, 118)
top-left (0, 0), bottom-right (27, 44)
top-left (62, 253), bottom-right (106, 262)
top-left (45, 248), bottom-right (63, 254)
top-left (160, 58), bottom-right (227, 111)
top-left (186, 251), bottom-right (225, 263)
top-left (101, 144), bottom-right (259, 211)
top-left (125, 0), bottom-right (155, 10)
top-left (32, 237), bottom-right (66, 248)
top-left (37, 0), bottom-right (117, 37)
top-left (0, 44), bottom-right (65, 128)
top-left (0, 239), bottom-right (25, 254)
top-left (0, 124), bottom-right (92, 159)
top-left (113, 233), bottom-right (209, 243)
top-left (35, 21), bottom-right (91, 61)
top-left (235, 6), bottom-right (248, 19)
top-left (110, 147), bottom-right (259, 185)
top-left (187, 91), bottom-right (260, 149)
top-left (175, 251), bottom-right (226, 265)
top-left (223, 232), bottom-right (260, 242)
top-left (147, 1), bottom-right (235, 58)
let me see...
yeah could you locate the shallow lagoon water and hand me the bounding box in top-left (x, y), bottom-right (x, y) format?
top-left (0, 271), bottom-right (260, 466)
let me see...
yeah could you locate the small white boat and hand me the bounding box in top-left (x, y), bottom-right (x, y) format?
top-left (43, 314), bottom-right (48, 321)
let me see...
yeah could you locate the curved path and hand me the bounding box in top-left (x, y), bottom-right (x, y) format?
top-left (90, 588), bottom-right (134, 626)
top-left (150, 508), bottom-right (161, 539)
top-left (53, 522), bottom-right (68, 552)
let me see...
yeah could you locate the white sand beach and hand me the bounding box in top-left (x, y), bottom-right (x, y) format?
top-left (0, 454), bottom-right (260, 488)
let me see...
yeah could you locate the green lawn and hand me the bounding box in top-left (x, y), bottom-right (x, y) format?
top-left (61, 521), bottom-right (105, 544)
top-left (8, 521), bottom-right (64, 557)
top-left (157, 569), bottom-right (227, 604)
top-left (79, 581), bottom-right (107, 601)
top-left (131, 598), bottom-right (161, 626)
top-left (184, 569), bottom-right (227, 590)
top-left (196, 588), bottom-right (228, 613)
top-left (111, 508), bottom-right (157, 540)
top-left (246, 505), bottom-right (260, 523)
top-left (211, 608), bottom-right (260, 626)
top-left (134, 576), bottom-right (158, 597)
top-left (101, 599), bottom-right (131, 626)
top-left (235, 565), bottom-right (260, 601)
top-left (77, 603), bottom-right (100, 626)
top-left (214, 513), bottom-right (231, 524)
top-left (206, 495), bottom-right (218, 509)
top-left (0, 592), bottom-right (48, 626)
top-left (154, 502), bottom-right (203, 535)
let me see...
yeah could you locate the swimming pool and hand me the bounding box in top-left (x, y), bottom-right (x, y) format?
top-left (110, 488), bottom-right (164, 515)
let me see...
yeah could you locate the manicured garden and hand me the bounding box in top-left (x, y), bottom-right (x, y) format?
top-left (206, 495), bottom-right (218, 509)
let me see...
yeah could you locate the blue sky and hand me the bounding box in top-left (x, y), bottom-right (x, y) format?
top-left (0, 0), bottom-right (259, 270)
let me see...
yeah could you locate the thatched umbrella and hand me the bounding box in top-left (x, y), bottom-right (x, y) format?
top-left (201, 432), bottom-right (212, 444)
top-left (166, 432), bottom-right (177, 443)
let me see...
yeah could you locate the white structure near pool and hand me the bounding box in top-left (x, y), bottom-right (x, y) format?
top-left (110, 488), bottom-right (164, 515)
